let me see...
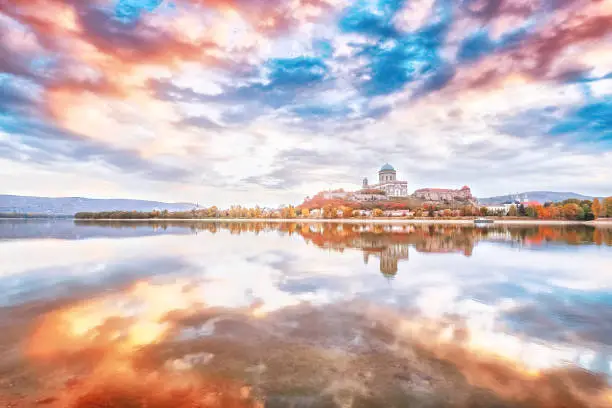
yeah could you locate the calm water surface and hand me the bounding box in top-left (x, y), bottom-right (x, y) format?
top-left (1, 220), bottom-right (611, 407)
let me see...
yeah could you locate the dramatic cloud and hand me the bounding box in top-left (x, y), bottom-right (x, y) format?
top-left (1, 0), bottom-right (611, 205)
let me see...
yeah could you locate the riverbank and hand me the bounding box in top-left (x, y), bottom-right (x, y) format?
top-left (73, 218), bottom-right (612, 226)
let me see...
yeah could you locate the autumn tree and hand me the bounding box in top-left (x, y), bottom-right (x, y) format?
top-left (604, 197), bottom-right (612, 217)
top-left (426, 204), bottom-right (435, 217)
top-left (281, 205), bottom-right (297, 219)
top-left (207, 206), bottom-right (218, 217)
top-left (340, 206), bottom-right (353, 218)
top-left (508, 205), bottom-right (517, 217)
top-left (549, 206), bottom-right (561, 219)
top-left (301, 208), bottom-right (310, 218)
top-left (592, 198), bottom-right (602, 219)
top-left (562, 203), bottom-right (580, 220)
top-left (323, 205), bottom-right (334, 219)
top-left (373, 208), bottom-right (383, 217)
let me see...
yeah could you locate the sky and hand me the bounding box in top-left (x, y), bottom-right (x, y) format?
top-left (1, 0), bottom-right (611, 207)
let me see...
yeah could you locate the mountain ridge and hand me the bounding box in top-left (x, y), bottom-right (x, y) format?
top-left (0, 195), bottom-right (199, 216)
top-left (477, 191), bottom-right (595, 205)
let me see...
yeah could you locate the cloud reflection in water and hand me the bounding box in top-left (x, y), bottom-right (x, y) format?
top-left (0, 220), bottom-right (611, 407)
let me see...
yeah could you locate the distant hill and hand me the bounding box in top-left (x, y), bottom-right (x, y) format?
top-left (0, 195), bottom-right (199, 216)
top-left (478, 191), bottom-right (594, 205)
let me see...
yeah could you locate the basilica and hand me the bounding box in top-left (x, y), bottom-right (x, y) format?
top-left (358, 163), bottom-right (475, 203)
top-left (362, 163), bottom-right (409, 198)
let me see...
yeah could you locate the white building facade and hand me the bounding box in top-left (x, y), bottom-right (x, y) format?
top-left (363, 163), bottom-right (408, 198)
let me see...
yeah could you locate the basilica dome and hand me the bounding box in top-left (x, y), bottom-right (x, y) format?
top-left (380, 163), bottom-right (395, 172)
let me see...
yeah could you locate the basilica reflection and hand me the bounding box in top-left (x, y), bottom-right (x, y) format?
top-left (297, 224), bottom-right (476, 277)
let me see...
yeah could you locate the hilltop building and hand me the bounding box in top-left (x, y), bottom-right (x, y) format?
top-left (351, 189), bottom-right (388, 202)
top-left (309, 163), bottom-right (476, 208)
top-left (413, 186), bottom-right (474, 202)
top-left (361, 163), bottom-right (409, 198)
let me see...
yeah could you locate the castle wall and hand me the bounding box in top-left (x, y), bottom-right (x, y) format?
top-left (413, 188), bottom-right (473, 202)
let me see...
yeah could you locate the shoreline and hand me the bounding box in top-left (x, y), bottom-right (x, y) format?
top-left (71, 218), bottom-right (612, 226)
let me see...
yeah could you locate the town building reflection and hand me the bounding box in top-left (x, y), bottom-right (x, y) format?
top-left (69, 220), bottom-right (612, 277)
top-left (297, 224), bottom-right (476, 277)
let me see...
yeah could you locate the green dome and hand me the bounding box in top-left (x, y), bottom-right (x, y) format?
top-left (380, 163), bottom-right (395, 172)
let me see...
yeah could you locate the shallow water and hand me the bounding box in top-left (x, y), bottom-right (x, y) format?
top-left (0, 220), bottom-right (611, 407)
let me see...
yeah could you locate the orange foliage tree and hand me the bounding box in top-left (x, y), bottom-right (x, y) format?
top-left (562, 203), bottom-right (581, 220)
top-left (340, 206), bottom-right (354, 218)
top-left (592, 198), bottom-right (602, 219)
top-left (604, 197), bottom-right (612, 217)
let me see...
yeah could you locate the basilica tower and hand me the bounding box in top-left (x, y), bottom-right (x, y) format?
top-left (378, 163), bottom-right (396, 183)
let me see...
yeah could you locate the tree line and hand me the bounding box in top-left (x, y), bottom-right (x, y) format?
top-left (495, 198), bottom-right (612, 220)
top-left (74, 198), bottom-right (612, 221)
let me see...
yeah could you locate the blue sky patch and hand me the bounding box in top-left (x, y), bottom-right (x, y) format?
top-left (339, 0), bottom-right (406, 38)
top-left (114, 0), bottom-right (163, 23)
top-left (313, 40), bottom-right (334, 59)
top-left (457, 30), bottom-right (496, 62)
top-left (266, 57), bottom-right (329, 88)
top-left (549, 98), bottom-right (612, 142)
top-left (358, 33), bottom-right (444, 96)
top-left (458, 20), bottom-right (533, 63)
top-left (291, 104), bottom-right (353, 119)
